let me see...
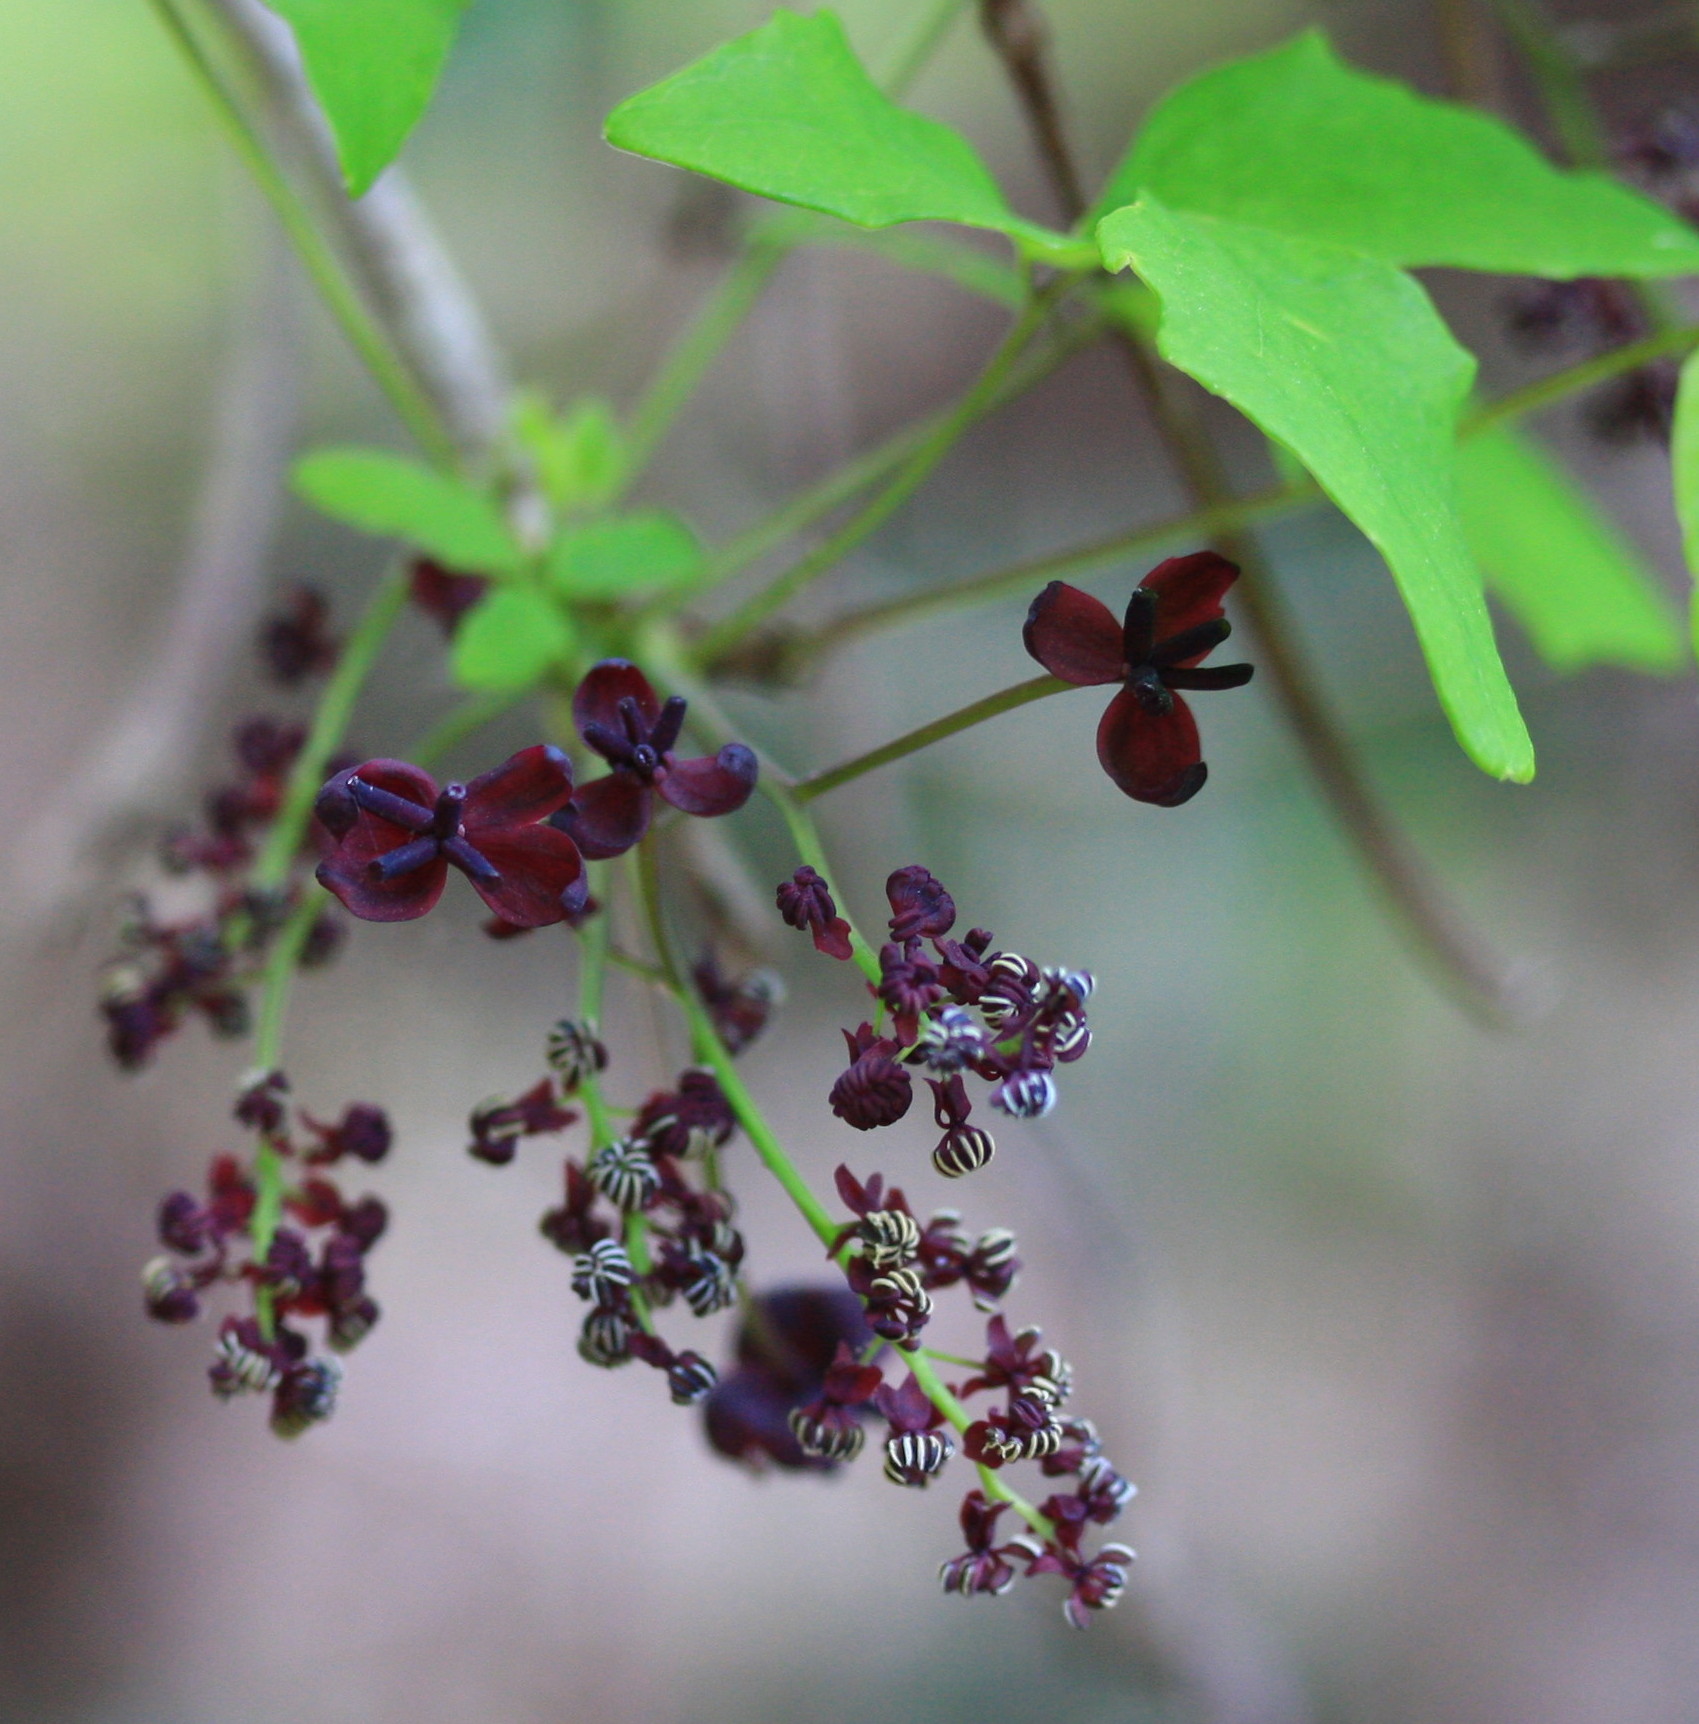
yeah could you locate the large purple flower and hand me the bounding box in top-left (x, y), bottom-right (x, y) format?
top-left (549, 660), bottom-right (757, 860)
top-left (315, 745), bottom-right (586, 927)
top-left (1022, 552), bottom-right (1253, 807)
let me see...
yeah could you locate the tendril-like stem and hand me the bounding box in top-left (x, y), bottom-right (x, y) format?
top-left (793, 674), bottom-right (1072, 803)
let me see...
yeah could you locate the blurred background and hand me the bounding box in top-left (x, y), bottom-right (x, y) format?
top-left (6, 0), bottom-right (1699, 1718)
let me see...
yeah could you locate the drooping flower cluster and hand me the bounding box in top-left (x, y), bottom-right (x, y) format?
top-left (783, 864), bottom-right (1093, 1167)
top-left (100, 717), bottom-right (345, 1069)
top-left (141, 1069), bottom-right (391, 1436)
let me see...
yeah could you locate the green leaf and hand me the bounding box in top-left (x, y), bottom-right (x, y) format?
top-left (1102, 30), bottom-right (1699, 278)
top-left (511, 393), bottom-right (628, 516)
top-left (1459, 425), bottom-right (1683, 673)
top-left (292, 446), bottom-right (521, 575)
top-left (451, 587), bottom-right (575, 692)
top-left (1670, 349), bottom-right (1699, 654)
top-left (546, 512), bottom-right (703, 600)
top-left (1100, 198), bottom-right (1532, 782)
top-left (603, 9), bottom-right (1071, 257)
top-left (264, 0), bottom-right (467, 198)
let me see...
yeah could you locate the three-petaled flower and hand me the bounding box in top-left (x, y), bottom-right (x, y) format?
top-left (315, 745), bottom-right (586, 926)
top-left (1022, 552), bottom-right (1253, 806)
top-left (550, 660), bottom-right (757, 859)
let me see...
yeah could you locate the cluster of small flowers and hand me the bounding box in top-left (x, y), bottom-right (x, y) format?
top-left (700, 1165), bottom-right (1136, 1629)
top-left (470, 1015), bottom-right (756, 1408)
top-left (100, 714), bottom-right (345, 1068)
top-left (141, 1068), bottom-right (391, 1436)
top-left (778, 863), bottom-right (1091, 1172)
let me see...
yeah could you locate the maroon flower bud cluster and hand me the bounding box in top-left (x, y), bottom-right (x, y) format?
top-left (142, 1069), bottom-right (391, 1436)
top-left (100, 717), bottom-right (345, 1069)
top-left (809, 865), bottom-right (1093, 1164)
top-left (258, 584), bottom-right (339, 687)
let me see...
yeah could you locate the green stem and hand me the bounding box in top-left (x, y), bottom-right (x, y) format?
top-left (247, 885), bottom-right (327, 1331)
top-left (1469, 321), bottom-right (1699, 436)
top-left (793, 674), bottom-right (1071, 803)
top-left (635, 836), bottom-right (839, 1247)
top-left (252, 566), bottom-right (411, 892)
top-left (150, 0), bottom-right (456, 466)
top-left (904, 1347), bottom-right (1052, 1537)
top-left (576, 869), bottom-right (617, 1152)
top-left (1488, 0), bottom-right (1611, 166)
top-left (692, 291), bottom-right (1064, 667)
top-left (411, 690), bottom-right (526, 771)
top-left (621, 242), bottom-right (788, 484)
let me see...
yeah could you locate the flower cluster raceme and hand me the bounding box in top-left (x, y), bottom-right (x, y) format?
top-left (141, 1069), bottom-right (391, 1436)
top-left (100, 717), bottom-right (345, 1069)
top-left (780, 863), bottom-right (1094, 1164)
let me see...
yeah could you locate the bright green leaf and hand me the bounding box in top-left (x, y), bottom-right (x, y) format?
top-left (264, 0), bottom-right (467, 198)
top-left (1670, 349), bottom-right (1699, 655)
top-left (512, 393), bottom-right (628, 516)
top-left (292, 446), bottom-right (521, 575)
top-left (1102, 30), bottom-right (1699, 278)
top-left (546, 512), bottom-right (703, 601)
top-left (1459, 425), bottom-right (1683, 673)
top-left (451, 587), bottom-right (575, 692)
top-left (603, 9), bottom-right (1069, 256)
top-left (1100, 199), bottom-right (1533, 782)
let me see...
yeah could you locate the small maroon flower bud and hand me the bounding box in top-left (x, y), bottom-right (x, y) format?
top-left (934, 1124), bottom-right (995, 1179)
top-left (339, 1196), bottom-right (389, 1252)
top-left (328, 1296), bottom-right (381, 1352)
top-left (540, 1161), bottom-right (611, 1255)
top-left (263, 1229), bottom-right (313, 1301)
top-left (633, 1069), bottom-right (735, 1159)
top-left (409, 557), bottom-right (489, 635)
top-left (776, 865), bottom-right (855, 961)
top-left (270, 1357), bottom-right (342, 1437)
top-left (157, 1191), bottom-right (211, 1255)
top-left (966, 1227), bottom-right (1019, 1307)
top-left (693, 954), bottom-right (783, 1055)
top-left (235, 1068), bottom-right (290, 1135)
top-left (545, 1019), bottom-right (608, 1091)
top-left (318, 1234), bottom-right (366, 1308)
top-left (578, 1307), bottom-right (635, 1368)
top-left (258, 585), bottom-right (339, 686)
top-left (142, 1256), bottom-right (200, 1324)
top-left (857, 1209), bottom-right (920, 1271)
top-left (681, 1250), bottom-right (737, 1317)
top-left (829, 1024), bottom-right (912, 1130)
top-left (571, 1239), bottom-right (635, 1305)
top-left (913, 1004), bottom-right (987, 1074)
top-left (876, 939), bottom-right (945, 1045)
top-left (667, 1351), bottom-right (718, 1405)
top-left (300, 910), bottom-right (346, 969)
top-left (883, 1428), bottom-right (954, 1487)
top-left (863, 1266), bottom-right (932, 1343)
top-left (885, 865), bottom-right (955, 941)
top-left (587, 1139), bottom-right (660, 1212)
top-left (990, 1068), bottom-right (1057, 1120)
top-left (207, 1321), bottom-right (281, 1397)
top-left (788, 1404), bottom-right (866, 1460)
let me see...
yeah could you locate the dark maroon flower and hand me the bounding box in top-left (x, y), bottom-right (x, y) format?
top-left (1587, 362), bottom-right (1679, 447)
top-left (939, 1490), bottom-right (1039, 1596)
top-left (302, 1102), bottom-right (391, 1165)
top-left (633, 1069), bottom-right (735, 1159)
top-left (829, 1023), bottom-right (912, 1130)
top-left (549, 661), bottom-right (757, 860)
top-left (788, 1342), bottom-right (884, 1460)
top-left (927, 1074), bottom-right (995, 1178)
top-left (1025, 1542), bottom-right (1136, 1630)
top-left (468, 1078), bottom-right (576, 1165)
top-left (776, 865), bottom-right (854, 961)
top-left (1022, 554), bottom-right (1253, 806)
top-left (409, 557), bottom-right (488, 635)
top-left (235, 1068), bottom-right (290, 1135)
top-left (259, 585), bottom-right (339, 686)
top-left (704, 1285), bottom-right (873, 1471)
top-left (316, 745), bottom-right (585, 927)
top-left (886, 866), bottom-right (955, 941)
top-left (540, 1161), bottom-right (612, 1255)
top-left (1502, 278), bottom-right (1639, 355)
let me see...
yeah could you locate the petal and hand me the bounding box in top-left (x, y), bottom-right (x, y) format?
top-left (347, 758), bottom-right (440, 811)
top-left (1140, 552), bottom-right (1240, 663)
top-left (462, 744), bottom-right (575, 831)
top-left (657, 744), bottom-right (758, 818)
top-left (551, 773), bottom-right (653, 859)
top-left (1021, 582), bottom-right (1125, 686)
top-left (1095, 686), bottom-right (1206, 806)
top-left (464, 825), bottom-right (586, 928)
top-left (316, 848), bottom-right (448, 923)
top-left (572, 660), bottom-right (661, 748)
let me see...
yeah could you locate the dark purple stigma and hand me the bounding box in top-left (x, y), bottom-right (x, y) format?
top-left (1127, 665), bottom-right (1174, 716)
top-left (428, 784), bottom-right (468, 838)
top-left (584, 694), bottom-right (690, 783)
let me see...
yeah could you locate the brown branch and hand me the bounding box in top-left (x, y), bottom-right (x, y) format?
top-left (977, 0), bottom-right (1087, 224)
